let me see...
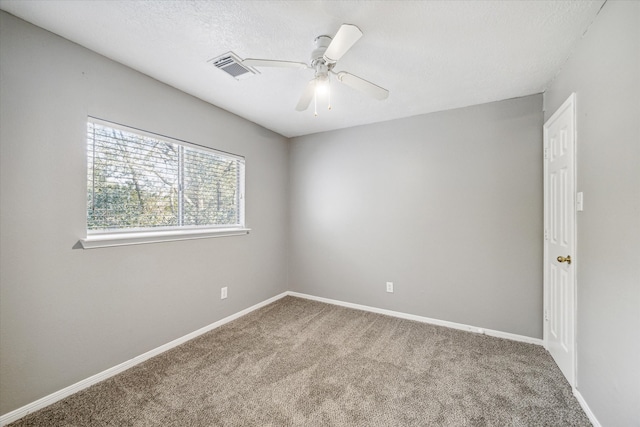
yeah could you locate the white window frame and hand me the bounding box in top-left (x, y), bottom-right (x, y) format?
top-left (79, 118), bottom-right (249, 249)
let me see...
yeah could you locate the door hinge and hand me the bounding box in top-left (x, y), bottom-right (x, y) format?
top-left (544, 148), bottom-right (550, 160)
top-left (544, 229), bottom-right (549, 241)
top-left (544, 309), bottom-right (549, 321)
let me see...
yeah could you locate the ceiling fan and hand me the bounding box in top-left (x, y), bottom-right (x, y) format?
top-left (243, 24), bottom-right (389, 115)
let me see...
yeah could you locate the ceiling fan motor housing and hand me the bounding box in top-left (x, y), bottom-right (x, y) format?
top-left (311, 35), bottom-right (333, 78)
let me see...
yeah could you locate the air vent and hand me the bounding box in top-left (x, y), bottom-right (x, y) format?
top-left (209, 52), bottom-right (258, 80)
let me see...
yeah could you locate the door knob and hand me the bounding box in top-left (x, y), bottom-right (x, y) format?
top-left (557, 255), bottom-right (572, 265)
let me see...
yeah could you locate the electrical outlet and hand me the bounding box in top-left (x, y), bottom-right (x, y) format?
top-left (221, 286), bottom-right (228, 300)
top-left (386, 282), bottom-right (394, 293)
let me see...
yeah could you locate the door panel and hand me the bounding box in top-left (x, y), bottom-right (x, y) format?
top-left (544, 93), bottom-right (576, 387)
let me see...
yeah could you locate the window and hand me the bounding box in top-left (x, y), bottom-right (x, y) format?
top-left (81, 118), bottom-right (247, 248)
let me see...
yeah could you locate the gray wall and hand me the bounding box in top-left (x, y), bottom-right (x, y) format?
top-left (543, 1), bottom-right (640, 426)
top-left (289, 94), bottom-right (544, 339)
top-left (0, 12), bottom-right (289, 415)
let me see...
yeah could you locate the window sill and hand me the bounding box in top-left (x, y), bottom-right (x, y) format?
top-left (78, 228), bottom-right (251, 249)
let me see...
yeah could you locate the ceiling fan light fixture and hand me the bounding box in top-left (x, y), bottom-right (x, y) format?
top-left (313, 74), bottom-right (331, 116)
top-left (315, 74), bottom-right (330, 96)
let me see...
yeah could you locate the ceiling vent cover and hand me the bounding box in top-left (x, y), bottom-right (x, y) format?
top-left (209, 52), bottom-right (258, 80)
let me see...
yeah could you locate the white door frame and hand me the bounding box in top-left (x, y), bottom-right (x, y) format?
top-left (543, 93), bottom-right (578, 388)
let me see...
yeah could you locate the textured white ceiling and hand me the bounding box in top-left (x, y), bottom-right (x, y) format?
top-left (0, 0), bottom-right (604, 137)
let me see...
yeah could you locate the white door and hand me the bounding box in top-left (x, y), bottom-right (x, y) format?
top-left (543, 93), bottom-right (576, 387)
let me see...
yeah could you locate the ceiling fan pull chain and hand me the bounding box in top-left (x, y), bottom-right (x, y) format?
top-left (314, 83), bottom-right (318, 117)
top-left (328, 74), bottom-right (332, 111)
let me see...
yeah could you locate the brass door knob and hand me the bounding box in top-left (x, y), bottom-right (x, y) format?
top-left (557, 255), bottom-right (572, 264)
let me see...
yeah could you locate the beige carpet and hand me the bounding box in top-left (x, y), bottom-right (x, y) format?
top-left (9, 296), bottom-right (591, 426)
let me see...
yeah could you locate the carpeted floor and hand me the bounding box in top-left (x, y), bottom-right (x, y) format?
top-left (9, 296), bottom-right (591, 426)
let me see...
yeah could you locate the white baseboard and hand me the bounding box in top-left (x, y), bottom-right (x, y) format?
top-left (1, 290), bottom-right (546, 425)
top-left (573, 388), bottom-right (601, 427)
top-left (286, 291), bottom-right (544, 346)
top-left (0, 292), bottom-right (289, 426)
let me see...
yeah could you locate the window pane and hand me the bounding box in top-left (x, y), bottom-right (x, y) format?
top-left (183, 147), bottom-right (240, 226)
top-left (87, 120), bottom-right (244, 233)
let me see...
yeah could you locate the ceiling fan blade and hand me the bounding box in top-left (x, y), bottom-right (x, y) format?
top-left (296, 80), bottom-right (316, 111)
top-left (242, 59), bottom-right (308, 69)
top-left (323, 24), bottom-right (363, 64)
top-left (336, 72), bottom-right (389, 100)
